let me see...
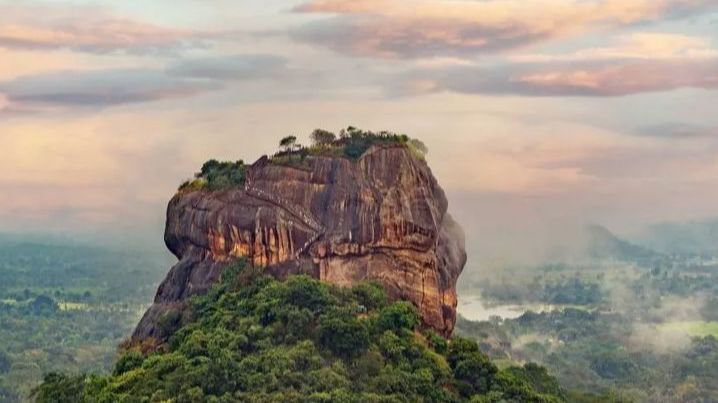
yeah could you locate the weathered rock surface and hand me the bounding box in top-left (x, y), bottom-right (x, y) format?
top-left (132, 145), bottom-right (466, 343)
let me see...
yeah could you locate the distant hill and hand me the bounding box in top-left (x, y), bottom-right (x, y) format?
top-left (640, 219), bottom-right (718, 255)
top-left (0, 233), bottom-right (79, 248)
top-left (584, 224), bottom-right (659, 261)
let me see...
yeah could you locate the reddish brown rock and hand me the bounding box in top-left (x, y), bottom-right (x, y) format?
top-left (132, 145), bottom-right (466, 343)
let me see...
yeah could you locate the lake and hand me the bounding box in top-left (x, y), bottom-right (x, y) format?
top-left (457, 294), bottom-right (566, 321)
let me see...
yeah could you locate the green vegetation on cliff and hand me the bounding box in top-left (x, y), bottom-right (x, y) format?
top-left (273, 127), bottom-right (428, 165)
top-left (178, 128), bottom-right (428, 191)
top-left (34, 260), bottom-right (565, 402)
top-left (179, 159), bottom-right (248, 191)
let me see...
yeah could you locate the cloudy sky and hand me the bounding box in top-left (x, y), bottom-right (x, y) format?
top-left (2, 0), bottom-right (718, 259)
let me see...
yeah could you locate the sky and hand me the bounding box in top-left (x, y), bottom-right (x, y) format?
top-left (2, 0), bottom-right (718, 261)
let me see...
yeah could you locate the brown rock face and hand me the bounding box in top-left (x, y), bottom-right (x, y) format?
top-left (132, 145), bottom-right (466, 343)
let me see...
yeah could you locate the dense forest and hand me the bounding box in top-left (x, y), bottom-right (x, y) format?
top-left (456, 312), bottom-right (718, 402)
top-left (0, 237), bottom-right (168, 402)
top-left (35, 260), bottom-right (577, 402)
top-left (457, 227), bottom-right (718, 402)
top-left (3, 225), bottom-right (718, 402)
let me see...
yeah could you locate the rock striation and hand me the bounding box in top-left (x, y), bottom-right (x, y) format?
top-left (132, 144), bottom-right (466, 344)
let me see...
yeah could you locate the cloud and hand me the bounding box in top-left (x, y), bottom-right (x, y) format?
top-left (0, 54), bottom-right (290, 109)
top-left (396, 59), bottom-right (718, 97)
top-left (511, 32), bottom-right (718, 62)
top-left (394, 32), bottom-right (718, 98)
top-left (634, 123), bottom-right (718, 139)
top-left (168, 54), bottom-right (287, 80)
top-left (294, 0), bottom-right (718, 58)
top-left (0, 3), bottom-right (202, 54)
top-left (507, 60), bottom-right (718, 96)
top-left (0, 93), bottom-right (32, 117)
top-left (0, 69), bottom-right (219, 107)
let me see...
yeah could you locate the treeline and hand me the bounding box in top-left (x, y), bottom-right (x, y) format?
top-left (478, 276), bottom-right (605, 306)
top-left (274, 126), bottom-right (428, 161)
top-left (0, 241), bottom-right (163, 304)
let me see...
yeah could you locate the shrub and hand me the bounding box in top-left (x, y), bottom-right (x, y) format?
top-left (113, 350), bottom-right (145, 376)
top-left (426, 330), bottom-right (449, 355)
top-left (32, 373), bottom-right (85, 403)
top-left (0, 351), bottom-right (10, 374)
top-left (375, 301), bottom-right (419, 333)
top-left (272, 127), bottom-right (427, 163)
top-left (408, 138), bottom-right (428, 159)
top-left (30, 295), bottom-right (58, 315)
top-left (448, 337), bottom-right (498, 397)
top-left (279, 135), bottom-right (300, 152)
top-left (506, 363), bottom-right (563, 397)
top-left (448, 337), bottom-right (481, 367)
top-left (281, 275), bottom-right (335, 312)
top-left (317, 310), bottom-right (370, 359)
top-left (453, 351), bottom-right (497, 396)
top-left (179, 160), bottom-right (246, 191)
top-left (352, 282), bottom-right (388, 311)
top-left (310, 129), bottom-right (337, 146)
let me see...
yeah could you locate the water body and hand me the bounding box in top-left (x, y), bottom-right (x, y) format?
top-left (457, 295), bottom-right (565, 321)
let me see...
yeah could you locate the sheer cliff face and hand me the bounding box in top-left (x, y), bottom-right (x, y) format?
top-left (133, 145), bottom-right (466, 343)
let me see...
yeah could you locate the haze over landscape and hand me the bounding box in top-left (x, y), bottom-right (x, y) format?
top-left (3, 1), bottom-right (718, 402)
top-left (3, 0), bottom-right (718, 258)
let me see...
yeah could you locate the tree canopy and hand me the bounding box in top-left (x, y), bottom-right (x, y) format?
top-left (34, 260), bottom-right (566, 403)
top-left (279, 135), bottom-right (299, 151)
top-left (310, 129), bottom-right (337, 146)
top-left (179, 160), bottom-right (247, 191)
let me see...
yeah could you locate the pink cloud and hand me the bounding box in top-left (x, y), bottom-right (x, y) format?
top-left (512, 60), bottom-right (718, 96)
top-left (0, 4), bottom-right (201, 53)
top-left (394, 31), bottom-right (718, 97)
top-left (295, 0), bottom-right (718, 58)
top-left (511, 33), bottom-right (718, 62)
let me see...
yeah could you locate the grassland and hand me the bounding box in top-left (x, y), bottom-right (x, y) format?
top-left (658, 321), bottom-right (718, 337)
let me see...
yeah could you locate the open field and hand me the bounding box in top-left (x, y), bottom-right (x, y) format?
top-left (658, 321), bottom-right (718, 338)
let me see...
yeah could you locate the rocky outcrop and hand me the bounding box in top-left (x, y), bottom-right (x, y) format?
top-left (132, 145), bottom-right (466, 343)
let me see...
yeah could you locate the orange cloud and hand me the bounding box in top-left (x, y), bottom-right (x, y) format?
top-left (0, 22), bottom-right (191, 53)
top-left (295, 0), bottom-right (717, 58)
top-left (0, 4), bottom-right (199, 53)
top-left (395, 38), bottom-right (718, 97)
top-left (511, 60), bottom-right (718, 96)
top-left (512, 33), bottom-right (718, 62)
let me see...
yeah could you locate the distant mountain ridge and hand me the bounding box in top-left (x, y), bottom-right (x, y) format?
top-left (640, 219), bottom-right (718, 255)
top-left (584, 224), bottom-right (659, 261)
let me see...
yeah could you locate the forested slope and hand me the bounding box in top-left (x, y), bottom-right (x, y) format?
top-left (35, 260), bottom-right (566, 402)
